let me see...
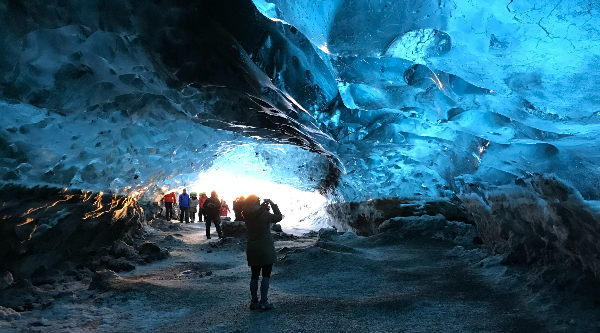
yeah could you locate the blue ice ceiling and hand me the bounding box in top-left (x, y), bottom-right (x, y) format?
top-left (0, 0), bottom-right (599, 201)
top-left (252, 0), bottom-right (600, 199)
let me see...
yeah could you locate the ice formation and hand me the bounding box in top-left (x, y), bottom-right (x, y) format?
top-left (1, 0), bottom-right (600, 277)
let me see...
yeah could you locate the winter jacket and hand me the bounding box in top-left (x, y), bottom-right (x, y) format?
top-left (232, 198), bottom-right (244, 213)
top-left (203, 196), bottom-right (221, 217)
top-left (189, 197), bottom-right (199, 213)
top-left (198, 195), bottom-right (208, 210)
top-left (163, 192), bottom-right (176, 203)
top-left (242, 203), bottom-right (282, 267)
top-left (220, 203), bottom-right (230, 217)
top-left (179, 193), bottom-right (191, 207)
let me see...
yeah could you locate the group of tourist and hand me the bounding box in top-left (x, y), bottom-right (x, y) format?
top-left (160, 189), bottom-right (283, 311)
top-left (161, 190), bottom-right (232, 223)
top-left (161, 189), bottom-right (225, 238)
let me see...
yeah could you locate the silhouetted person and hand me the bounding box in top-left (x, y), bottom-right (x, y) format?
top-left (179, 189), bottom-right (191, 223)
top-left (203, 191), bottom-right (223, 239)
top-left (242, 195), bottom-right (282, 310)
top-left (233, 196), bottom-right (245, 221)
top-left (198, 192), bottom-right (208, 222)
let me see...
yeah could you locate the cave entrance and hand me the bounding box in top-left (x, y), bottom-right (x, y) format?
top-left (187, 144), bottom-right (329, 234)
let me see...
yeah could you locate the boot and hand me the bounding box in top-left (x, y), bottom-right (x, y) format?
top-left (249, 279), bottom-right (259, 310)
top-left (259, 277), bottom-right (273, 310)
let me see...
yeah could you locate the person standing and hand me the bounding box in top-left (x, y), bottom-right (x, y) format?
top-left (178, 189), bottom-right (191, 223)
top-left (203, 191), bottom-right (223, 239)
top-left (233, 196), bottom-right (245, 221)
top-left (198, 192), bottom-right (208, 222)
top-left (189, 192), bottom-right (199, 223)
top-left (162, 192), bottom-right (176, 220)
top-left (220, 199), bottom-right (231, 217)
top-left (242, 195), bottom-right (282, 310)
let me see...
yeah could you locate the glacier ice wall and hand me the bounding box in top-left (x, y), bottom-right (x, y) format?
top-left (459, 174), bottom-right (600, 277)
top-left (252, 0), bottom-right (600, 200)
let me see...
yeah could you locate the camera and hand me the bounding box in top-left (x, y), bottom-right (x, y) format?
top-left (263, 199), bottom-right (270, 203)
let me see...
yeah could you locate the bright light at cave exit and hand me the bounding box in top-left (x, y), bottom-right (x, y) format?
top-left (189, 170), bottom-right (327, 233)
top-left (184, 145), bottom-right (329, 234)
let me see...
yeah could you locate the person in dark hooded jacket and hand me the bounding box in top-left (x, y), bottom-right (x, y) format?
top-left (242, 194), bottom-right (282, 310)
top-left (233, 196), bottom-right (245, 221)
top-left (203, 191), bottom-right (223, 239)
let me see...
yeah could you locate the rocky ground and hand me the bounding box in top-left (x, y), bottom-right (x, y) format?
top-left (1, 217), bottom-right (600, 332)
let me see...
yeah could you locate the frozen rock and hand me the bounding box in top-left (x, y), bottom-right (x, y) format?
top-left (0, 306), bottom-right (20, 321)
top-left (0, 279), bottom-right (43, 310)
top-left (163, 235), bottom-right (184, 244)
top-left (31, 265), bottom-right (57, 286)
top-left (110, 240), bottom-right (142, 262)
top-left (326, 197), bottom-right (473, 236)
top-left (137, 242), bottom-right (170, 262)
top-left (106, 257), bottom-right (136, 272)
top-left (459, 174), bottom-right (600, 277)
top-left (378, 214), bottom-right (447, 237)
top-left (0, 185), bottom-right (144, 281)
top-left (445, 245), bottom-right (465, 258)
top-left (221, 221), bottom-right (247, 238)
top-left (88, 270), bottom-right (121, 291)
top-left (0, 272), bottom-right (13, 290)
top-left (317, 228), bottom-right (337, 241)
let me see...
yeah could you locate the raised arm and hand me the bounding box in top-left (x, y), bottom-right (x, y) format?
top-left (266, 201), bottom-right (282, 224)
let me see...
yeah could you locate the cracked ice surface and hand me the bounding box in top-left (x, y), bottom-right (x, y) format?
top-left (254, 0), bottom-right (600, 199)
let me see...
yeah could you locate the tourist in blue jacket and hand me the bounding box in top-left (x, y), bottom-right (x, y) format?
top-left (178, 189), bottom-right (191, 223)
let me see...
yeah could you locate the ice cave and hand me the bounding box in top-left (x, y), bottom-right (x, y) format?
top-left (1, 0), bottom-right (600, 331)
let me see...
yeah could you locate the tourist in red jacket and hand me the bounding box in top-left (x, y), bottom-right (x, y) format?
top-left (198, 192), bottom-right (208, 222)
top-left (162, 192), bottom-right (176, 220)
top-left (220, 199), bottom-right (231, 217)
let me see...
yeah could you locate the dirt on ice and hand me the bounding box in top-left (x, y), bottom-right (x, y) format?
top-left (1, 219), bottom-right (600, 333)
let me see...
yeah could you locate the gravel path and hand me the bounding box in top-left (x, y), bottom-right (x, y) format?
top-left (129, 223), bottom-right (546, 333)
top-left (4, 220), bottom-right (599, 332)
